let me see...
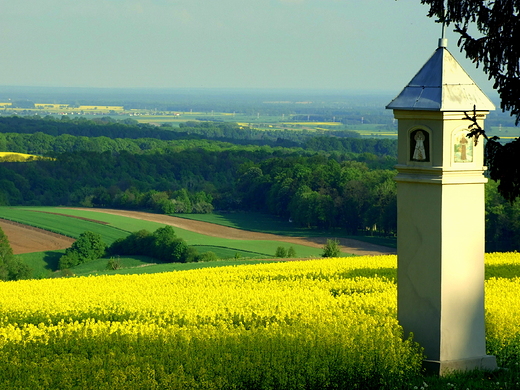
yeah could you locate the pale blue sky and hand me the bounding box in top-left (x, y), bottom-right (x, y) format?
top-left (0, 0), bottom-right (495, 95)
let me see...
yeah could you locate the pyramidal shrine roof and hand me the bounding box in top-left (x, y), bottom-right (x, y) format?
top-left (386, 43), bottom-right (495, 112)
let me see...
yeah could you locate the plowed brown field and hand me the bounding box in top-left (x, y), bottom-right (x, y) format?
top-left (0, 219), bottom-right (75, 255)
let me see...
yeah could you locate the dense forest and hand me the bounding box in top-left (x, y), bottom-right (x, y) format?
top-left (0, 115), bottom-right (519, 251)
top-left (0, 116), bottom-right (396, 156)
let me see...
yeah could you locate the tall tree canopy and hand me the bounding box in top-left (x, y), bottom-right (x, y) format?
top-left (422, 0), bottom-right (520, 202)
top-left (422, 0), bottom-right (520, 123)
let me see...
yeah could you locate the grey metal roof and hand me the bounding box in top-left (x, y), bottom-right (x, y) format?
top-left (386, 46), bottom-right (495, 111)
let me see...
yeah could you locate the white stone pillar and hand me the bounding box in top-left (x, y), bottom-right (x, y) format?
top-left (393, 110), bottom-right (497, 374)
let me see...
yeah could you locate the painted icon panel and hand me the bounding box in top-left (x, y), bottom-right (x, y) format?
top-left (453, 130), bottom-right (473, 163)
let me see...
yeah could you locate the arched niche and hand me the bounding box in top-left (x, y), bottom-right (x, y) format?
top-left (409, 127), bottom-right (431, 163)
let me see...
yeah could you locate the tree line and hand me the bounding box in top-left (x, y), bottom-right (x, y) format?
top-left (0, 115), bottom-right (519, 250)
top-left (0, 148), bottom-right (398, 235)
top-left (0, 115), bottom-right (397, 157)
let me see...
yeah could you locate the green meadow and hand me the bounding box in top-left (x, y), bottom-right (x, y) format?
top-left (2, 207), bottom-right (338, 278)
top-left (176, 211), bottom-right (397, 248)
top-left (69, 256), bottom-right (276, 277)
top-left (10, 206), bottom-right (328, 256)
top-left (0, 207), bottom-right (128, 243)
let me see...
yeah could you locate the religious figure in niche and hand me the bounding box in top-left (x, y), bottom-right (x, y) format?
top-left (460, 136), bottom-right (468, 160)
top-left (453, 130), bottom-right (473, 163)
top-left (412, 130), bottom-right (427, 161)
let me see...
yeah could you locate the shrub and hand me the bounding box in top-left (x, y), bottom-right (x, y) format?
top-left (59, 231), bottom-right (106, 270)
top-left (184, 246), bottom-right (200, 263)
top-left (322, 239), bottom-right (341, 258)
top-left (275, 246), bottom-right (287, 258)
top-left (169, 239), bottom-right (189, 263)
top-left (58, 252), bottom-right (80, 269)
top-left (197, 251), bottom-right (218, 262)
top-left (57, 268), bottom-right (75, 278)
top-left (108, 226), bottom-right (195, 263)
top-left (192, 201), bottom-right (214, 214)
top-left (106, 257), bottom-right (122, 270)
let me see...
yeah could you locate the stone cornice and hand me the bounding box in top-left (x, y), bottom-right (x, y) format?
top-left (394, 165), bottom-right (488, 184)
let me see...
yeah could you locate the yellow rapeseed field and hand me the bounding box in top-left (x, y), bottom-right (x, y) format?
top-left (0, 254), bottom-right (519, 389)
top-left (34, 104), bottom-right (69, 109)
top-left (0, 152), bottom-right (40, 161)
top-left (77, 105), bottom-right (124, 111)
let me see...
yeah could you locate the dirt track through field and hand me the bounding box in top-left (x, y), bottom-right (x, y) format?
top-left (65, 208), bottom-right (396, 256)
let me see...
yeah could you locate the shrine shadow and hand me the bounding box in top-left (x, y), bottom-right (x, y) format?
top-left (485, 263), bottom-right (520, 280)
top-left (337, 267), bottom-right (396, 282)
top-left (338, 264), bottom-right (519, 281)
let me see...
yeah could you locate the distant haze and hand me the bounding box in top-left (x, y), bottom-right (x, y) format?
top-left (0, 0), bottom-right (496, 98)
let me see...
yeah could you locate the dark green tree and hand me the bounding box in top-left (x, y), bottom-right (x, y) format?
top-left (169, 239), bottom-right (189, 263)
top-left (275, 246), bottom-right (287, 258)
top-left (0, 226), bottom-right (31, 280)
top-left (171, 189), bottom-right (193, 213)
top-left (422, 0), bottom-right (520, 123)
top-left (421, 0), bottom-right (520, 202)
top-left (59, 231), bottom-right (107, 269)
top-left (108, 226), bottom-right (195, 263)
top-left (485, 180), bottom-right (520, 251)
top-left (152, 226), bottom-right (178, 260)
top-left (109, 230), bottom-right (154, 256)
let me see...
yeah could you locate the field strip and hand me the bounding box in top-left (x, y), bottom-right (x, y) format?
top-left (64, 208), bottom-right (396, 256)
top-left (0, 218), bottom-right (75, 255)
top-left (26, 210), bottom-right (111, 225)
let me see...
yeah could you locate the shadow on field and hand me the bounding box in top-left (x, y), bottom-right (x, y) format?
top-left (43, 251), bottom-right (63, 272)
top-left (207, 212), bottom-right (398, 249)
top-left (340, 267), bottom-right (397, 282)
top-left (212, 211), bottom-right (309, 236)
top-left (485, 263), bottom-right (520, 279)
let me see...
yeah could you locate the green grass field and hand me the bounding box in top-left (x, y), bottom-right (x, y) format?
top-left (190, 245), bottom-right (271, 259)
top-left (176, 211), bottom-right (397, 248)
top-left (0, 207), bottom-right (128, 243)
top-left (4, 207), bottom-right (337, 278)
top-left (8, 207), bottom-right (327, 256)
top-left (1, 206), bottom-right (392, 252)
top-left (175, 211), bottom-right (309, 236)
top-left (15, 250), bottom-right (284, 279)
top-left (3, 103), bottom-right (401, 137)
top-left (17, 250), bottom-right (65, 278)
top-left (5, 207), bottom-right (340, 254)
top-left (71, 257), bottom-right (280, 277)
top-left (48, 207), bottom-right (396, 248)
